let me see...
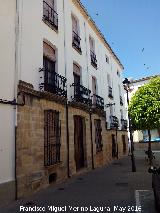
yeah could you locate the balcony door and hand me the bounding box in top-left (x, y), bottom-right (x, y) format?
top-left (92, 77), bottom-right (97, 105)
top-left (43, 42), bottom-right (56, 92)
top-left (73, 64), bottom-right (81, 99)
top-left (43, 56), bottom-right (55, 91)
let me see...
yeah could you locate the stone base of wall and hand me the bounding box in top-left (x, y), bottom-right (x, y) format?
top-left (134, 142), bottom-right (160, 151)
top-left (16, 81), bottom-right (128, 198)
top-left (0, 180), bottom-right (15, 207)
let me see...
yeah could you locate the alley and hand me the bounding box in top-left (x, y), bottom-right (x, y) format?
top-left (0, 150), bottom-right (159, 213)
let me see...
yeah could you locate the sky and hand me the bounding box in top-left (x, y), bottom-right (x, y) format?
top-left (81, 0), bottom-right (160, 80)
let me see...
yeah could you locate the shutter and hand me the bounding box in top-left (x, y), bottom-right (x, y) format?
top-left (89, 37), bottom-right (94, 52)
top-left (43, 42), bottom-right (56, 62)
top-left (73, 63), bottom-right (80, 76)
top-left (72, 15), bottom-right (78, 34)
top-left (45, 0), bottom-right (54, 9)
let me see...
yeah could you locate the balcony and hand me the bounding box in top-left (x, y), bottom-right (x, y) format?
top-left (90, 51), bottom-right (97, 68)
top-left (43, 1), bottom-right (58, 30)
top-left (121, 119), bottom-right (127, 130)
top-left (108, 86), bottom-right (113, 98)
top-left (110, 116), bottom-right (119, 129)
top-left (39, 68), bottom-right (67, 98)
top-left (72, 31), bottom-right (82, 53)
top-left (71, 83), bottom-right (92, 106)
top-left (120, 95), bottom-right (123, 106)
top-left (92, 94), bottom-right (104, 110)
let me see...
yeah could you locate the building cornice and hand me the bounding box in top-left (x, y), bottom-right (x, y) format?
top-left (72, 0), bottom-right (124, 70)
top-left (131, 74), bottom-right (160, 84)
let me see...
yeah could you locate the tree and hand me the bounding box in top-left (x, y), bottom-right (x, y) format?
top-left (129, 76), bottom-right (160, 165)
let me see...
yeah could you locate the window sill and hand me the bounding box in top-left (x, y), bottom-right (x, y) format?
top-left (108, 95), bottom-right (114, 99)
top-left (44, 161), bottom-right (62, 169)
top-left (96, 149), bottom-right (103, 154)
top-left (72, 44), bottom-right (82, 55)
top-left (42, 18), bottom-right (58, 33)
top-left (91, 62), bottom-right (98, 69)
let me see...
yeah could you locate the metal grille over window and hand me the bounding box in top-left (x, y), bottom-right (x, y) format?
top-left (95, 120), bottom-right (103, 152)
top-left (43, 1), bottom-right (58, 30)
top-left (44, 110), bottom-right (61, 166)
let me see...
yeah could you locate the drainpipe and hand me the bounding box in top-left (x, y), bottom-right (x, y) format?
top-left (85, 14), bottom-right (94, 169)
top-left (66, 103), bottom-right (70, 177)
top-left (63, 0), bottom-right (70, 178)
top-left (14, 0), bottom-right (19, 200)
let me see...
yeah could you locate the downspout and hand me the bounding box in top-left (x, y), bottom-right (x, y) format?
top-left (63, 0), bottom-right (70, 178)
top-left (84, 18), bottom-right (94, 169)
top-left (14, 0), bottom-right (19, 200)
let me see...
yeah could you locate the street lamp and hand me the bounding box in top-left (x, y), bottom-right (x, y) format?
top-left (123, 78), bottom-right (136, 172)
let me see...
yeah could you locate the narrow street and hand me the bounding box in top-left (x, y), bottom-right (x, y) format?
top-left (1, 150), bottom-right (159, 213)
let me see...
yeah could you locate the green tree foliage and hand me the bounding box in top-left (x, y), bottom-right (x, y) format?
top-left (129, 76), bottom-right (160, 131)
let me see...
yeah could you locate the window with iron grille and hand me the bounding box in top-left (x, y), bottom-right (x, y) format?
top-left (95, 119), bottom-right (103, 152)
top-left (44, 110), bottom-right (61, 166)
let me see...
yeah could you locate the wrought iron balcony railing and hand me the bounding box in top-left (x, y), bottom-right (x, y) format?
top-left (72, 31), bottom-right (82, 53)
top-left (110, 116), bottom-right (119, 129)
top-left (43, 1), bottom-right (58, 30)
top-left (120, 95), bottom-right (123, 106)
top-left (121, 119), bottom-right (127, 130)
top-left (71, 83), bottom-right (92, 106)
top-left (108, 86), bottom-right (113, 98)
top-left (39, 68), bottom-right (67, 98)
top-left (90, 51), bottom-right (97, 68)
top-left (92, 94), bottom-right (104, 110)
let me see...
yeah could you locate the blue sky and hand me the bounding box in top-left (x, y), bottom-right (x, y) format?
top-left (81, 0), bottom-right (160, 80)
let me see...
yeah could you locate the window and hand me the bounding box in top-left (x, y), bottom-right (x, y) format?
top-left (105, 55), bottom-right (109, 63)
top-left (43, 42), bottom-right (56, 91)
top-left (117, 70), bottom-right (120, 77)
top-left (40, 42), bottom-right (67, 97)
top-left (107, 74), bottom-right (113, 98)
top-left (119, 84), bottom-right (123, 105)
top-left (110, 104), bottom-right (114, 116)
top-left (43, 42), bottom-right (56, 64)
top-left (120, 109), bottom-right (123, 120)
top-left (43, 0), bottom-right (58, 30)
top-left (72, 15), bottom-right (81, 53)
top-left (92, 76), bottom-right (97, 95)
top-left (92, 76), bottom-right (97, 106)
top-left (73, 63), bottom-right (81, 85)
top-left (44, 110), bottom-right (61, 166)
top-left (95, 119), bottom-right (103, 152)
top-left (89, 36), bottom-right (97, 68)
top-left (73, 63), bottom-right (81, 99)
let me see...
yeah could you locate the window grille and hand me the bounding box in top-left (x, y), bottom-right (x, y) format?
top-left (44, 110), bottom-right (61, 166)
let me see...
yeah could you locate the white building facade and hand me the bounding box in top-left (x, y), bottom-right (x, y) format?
top-left (0, 0), bottom-right (127, 203)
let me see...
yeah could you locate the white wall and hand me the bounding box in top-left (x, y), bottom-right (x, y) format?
top-left (0, 0), bottom-right (16, 183)
top-left (17, 0), bottom-right (126, 127)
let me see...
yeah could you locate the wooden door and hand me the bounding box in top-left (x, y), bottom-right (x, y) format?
top-left (112, 134), bottom-right (116, 157)
top-left (122, 135), bottom-right (126, 154)
top-left (74, 116), bottom-right (84, 170)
